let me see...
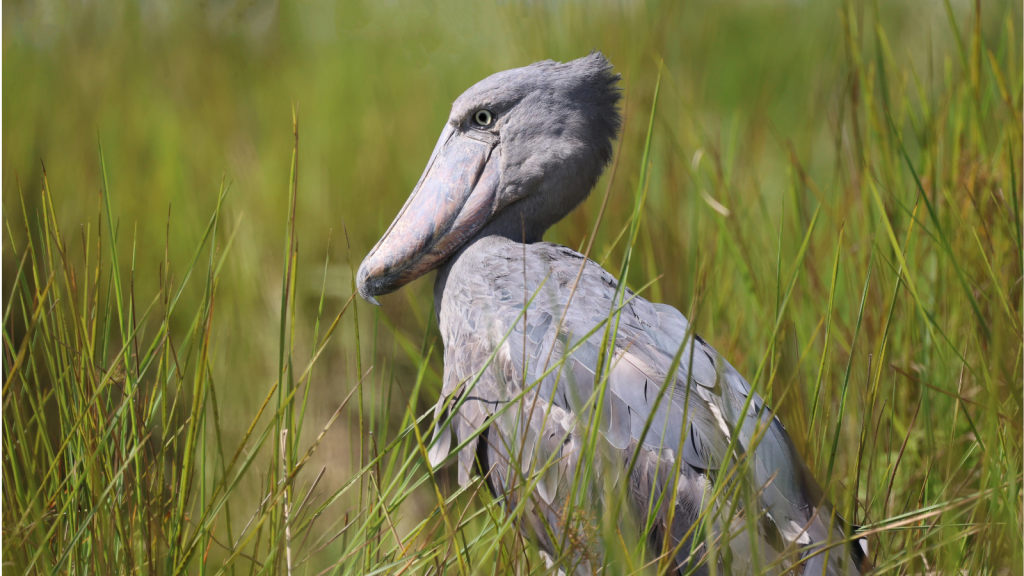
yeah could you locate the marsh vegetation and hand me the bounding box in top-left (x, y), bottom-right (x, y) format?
top-left (3, 1), bottom-right (1021, 573)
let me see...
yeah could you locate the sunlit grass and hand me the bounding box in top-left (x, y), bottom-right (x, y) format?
top-left (3, 0), bottom-right (1022, 574)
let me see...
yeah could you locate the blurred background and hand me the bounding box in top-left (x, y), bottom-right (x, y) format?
top-left (3, 0), bottom-right (1021, 573)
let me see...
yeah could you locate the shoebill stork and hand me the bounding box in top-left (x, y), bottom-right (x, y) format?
top-left (356, 53), bottom-right (868, 575)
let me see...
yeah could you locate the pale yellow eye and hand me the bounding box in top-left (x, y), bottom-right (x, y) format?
top-left (473, 109), bottom-right (493, 126)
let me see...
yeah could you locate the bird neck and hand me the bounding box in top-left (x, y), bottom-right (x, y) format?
top-left (432, 214), bottom-right (539, 321)
top-left (432, 179), bottom-right (593, 320)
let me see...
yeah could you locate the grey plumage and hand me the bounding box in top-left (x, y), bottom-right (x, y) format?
top-left (358, 53), bottom-right (868, 574)
top-left (430, 238), bottom-right (864, 574)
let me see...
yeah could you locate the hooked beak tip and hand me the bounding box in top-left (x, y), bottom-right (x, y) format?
top-left (355, 263), bottom-right (382, 306)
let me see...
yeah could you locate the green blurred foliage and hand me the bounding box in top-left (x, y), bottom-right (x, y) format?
top-left (3, 0), bottom-right (1021, 572)
top-left (1, 1), bottom-right (955, 288)
top-left (4, 0), bottom-right (1001, 358)
top-left (4, 0), bottom-right (1015, 390)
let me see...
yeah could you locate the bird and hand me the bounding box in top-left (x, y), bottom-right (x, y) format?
top-left (356, 52), bottom-right (869, 575)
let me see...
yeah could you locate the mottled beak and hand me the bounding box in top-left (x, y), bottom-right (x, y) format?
top-left (357, 124), bottom-right (501, 304)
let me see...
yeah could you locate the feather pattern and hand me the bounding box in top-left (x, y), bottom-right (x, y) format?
top-left (431, 236), bottom-right (867, 575)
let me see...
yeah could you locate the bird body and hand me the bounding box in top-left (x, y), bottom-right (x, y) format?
top-left (358, 53), bottom-right (868, 574)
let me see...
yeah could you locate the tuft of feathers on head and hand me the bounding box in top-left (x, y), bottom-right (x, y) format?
top-left (526, 51), bottom-right (622, 167)
top-left (583, 51), bottom-right (623, 165)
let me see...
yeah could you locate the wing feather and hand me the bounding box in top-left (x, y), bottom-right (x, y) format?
top-left (436, 239), bottom-right (864, 575)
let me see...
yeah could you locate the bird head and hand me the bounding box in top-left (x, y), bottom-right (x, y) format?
top-left (357, 52), bottom-right (621, 304)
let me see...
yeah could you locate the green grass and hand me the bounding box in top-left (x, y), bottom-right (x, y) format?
top-left (3, 1), bottom-right (1022, 574)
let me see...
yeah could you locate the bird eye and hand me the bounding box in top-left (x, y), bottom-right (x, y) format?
top-left (473, 109), bottom-right (494, 127)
